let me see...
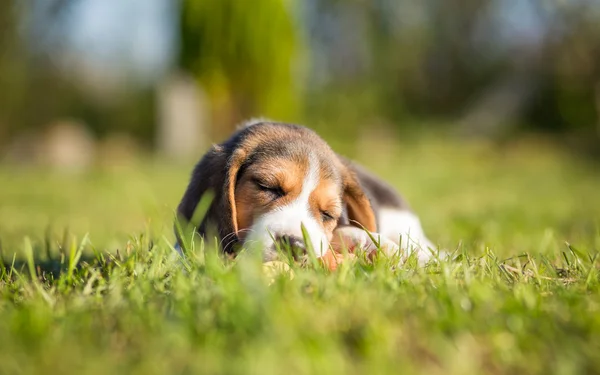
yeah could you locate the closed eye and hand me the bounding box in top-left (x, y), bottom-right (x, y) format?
top-left (253, 178), bottom-right (285, 199)
top-left (321, 211), bottom-right (336, 222)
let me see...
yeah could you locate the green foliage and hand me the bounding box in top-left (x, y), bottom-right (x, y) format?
top-left (180, 0), bottom-right (305, 134)
top-left (1, 138), bottom-right (600, 374)
top-left (1, 227), bottom-right (600, 374)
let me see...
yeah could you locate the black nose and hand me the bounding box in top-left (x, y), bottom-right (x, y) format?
top-left (275, 235), bottom-right (306, 256)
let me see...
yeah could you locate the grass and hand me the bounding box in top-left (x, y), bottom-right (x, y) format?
top-left (1, 136), bottom-right (599, 375)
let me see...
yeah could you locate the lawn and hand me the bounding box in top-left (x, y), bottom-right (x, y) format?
top-left (1, 136), bottom-right (599, 375)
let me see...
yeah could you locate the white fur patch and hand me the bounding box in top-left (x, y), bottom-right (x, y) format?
top-left (244, 155), bottom-right (329, 259)
top-left (378, 208), bottom-right (439, 264)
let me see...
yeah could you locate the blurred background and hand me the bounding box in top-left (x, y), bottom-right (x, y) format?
top-left (1, 0), bottom-right (599, 252)
top-left (3, 0), bottom-right (600, 160)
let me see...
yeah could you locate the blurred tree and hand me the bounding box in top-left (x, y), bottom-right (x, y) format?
top-left (179, 0), bottom-right (305, 139)
top-left (528, 2), bottom-right (600, 140)
top-left (3, 0), bottom-right (600, 155)
top-left (0, 0), bottom-right (28, 143)
top-left (305, 0), bottom-right (600, 152)
top-left (0, 0), bottom-right (158, 148)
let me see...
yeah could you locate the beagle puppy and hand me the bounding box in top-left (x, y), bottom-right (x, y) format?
top-left (176, 119), bottom-right (437, 264)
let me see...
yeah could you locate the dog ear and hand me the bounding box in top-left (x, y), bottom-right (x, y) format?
top-left (176, 144), bottom-right (247, 248)
top-left (224, 148), bottom-right (247, 234)
top-left (341, 164), bottom-right (377, 233)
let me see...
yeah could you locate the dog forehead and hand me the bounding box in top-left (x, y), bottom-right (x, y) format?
top-left (236, 123), bottom-right (341, 182)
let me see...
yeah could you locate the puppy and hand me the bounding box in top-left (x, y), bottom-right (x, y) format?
top-left (176, 120), bottom-right (437, 264)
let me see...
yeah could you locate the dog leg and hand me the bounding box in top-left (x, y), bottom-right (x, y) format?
top-left (377, 207), bottom-right (441, 264)
top-left (331, 226), bottom-right (400, 259)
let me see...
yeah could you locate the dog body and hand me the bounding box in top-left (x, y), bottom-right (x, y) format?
top-left (176, 120), bottom-right (435, 263)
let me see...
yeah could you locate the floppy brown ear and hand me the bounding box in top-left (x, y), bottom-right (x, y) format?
top-left (342, 166), bottom-right (377, 233)
top-left (224, 148), bottom-right (247, 234)
top-left (176, 144), bottom-right (246, 247)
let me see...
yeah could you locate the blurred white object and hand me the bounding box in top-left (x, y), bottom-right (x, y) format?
top-left (157, 73), bottom-right (208, 160)
top-left (43, 119), bottom-right (95, 172)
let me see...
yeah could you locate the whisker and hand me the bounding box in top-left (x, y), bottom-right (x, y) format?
top-left (223, 238), bottom-right (238, 251)
top-left (219, 229), bottom-right (254, 247)
top-left (219, 233), bottom-right (236, 245)
top-left (223, 232), bottom-right (254, 251)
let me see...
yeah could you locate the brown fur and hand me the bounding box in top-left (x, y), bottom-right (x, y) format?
top-left (176, 121), bottom-right (382, 253)
top-left (234, 157), bottom-right (306, 239)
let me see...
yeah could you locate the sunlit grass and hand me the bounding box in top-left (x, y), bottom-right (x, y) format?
top-left (0, 137), bottom-right (599, 374)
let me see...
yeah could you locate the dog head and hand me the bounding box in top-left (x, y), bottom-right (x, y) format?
top-left (176, 120), bottom-right (377, 259)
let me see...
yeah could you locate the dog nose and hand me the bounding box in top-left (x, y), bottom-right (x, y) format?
top-left (275, 235), bottom-right (306, 255)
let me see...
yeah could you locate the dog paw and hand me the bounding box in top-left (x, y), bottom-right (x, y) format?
top-left (330, 226), bottom-right (400, 258)
top-left (331, 226), bottom-right (444, 266)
